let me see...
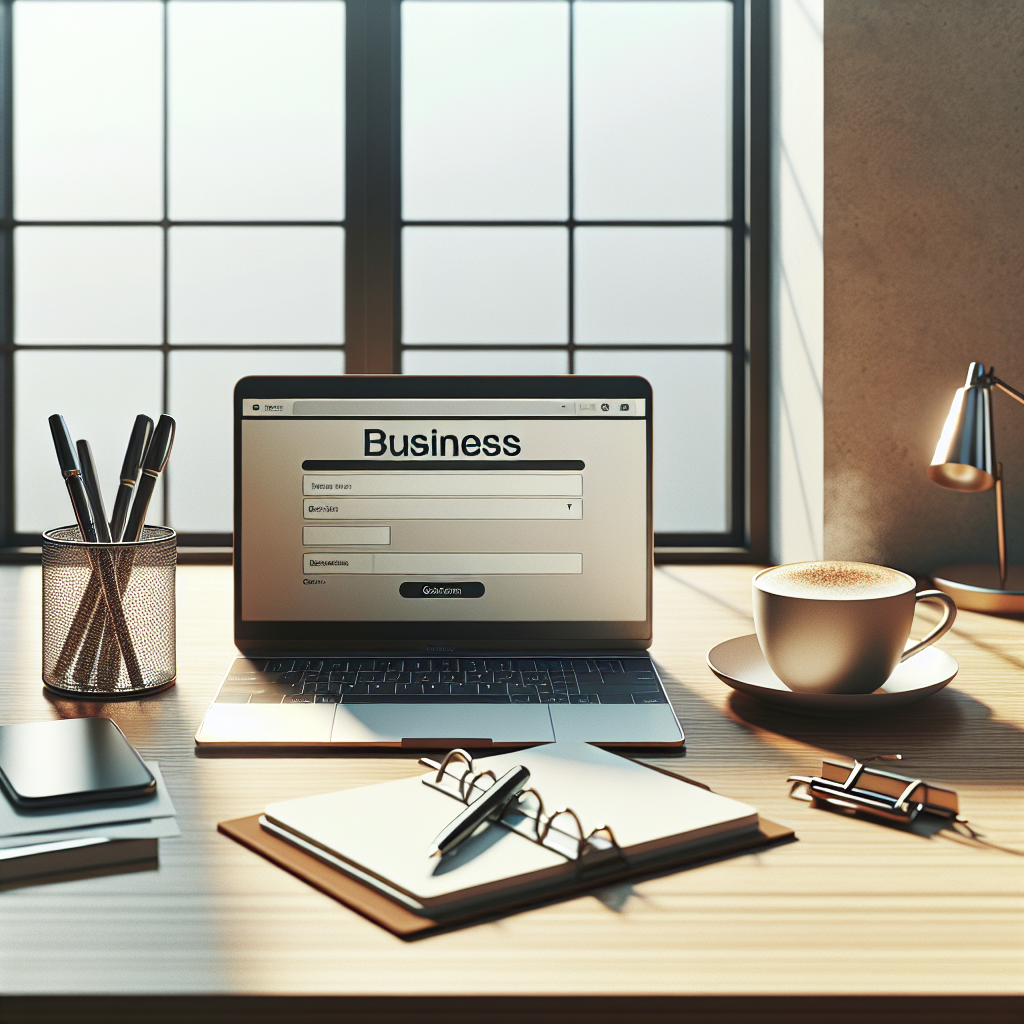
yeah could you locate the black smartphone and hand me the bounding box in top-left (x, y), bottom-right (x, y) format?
top-left (0, 717), bottom-right (155, 809)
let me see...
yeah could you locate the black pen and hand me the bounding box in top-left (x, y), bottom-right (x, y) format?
top-left (428, 765), bottom-right (531, 858)
top-left (72, 440), bottom-right (113, 682)
top-left (109, 415), bottom-right (153, 542)
top-left (48, 415), bottom-right (97, 542)
top-left (76, 440), bottom-right (112, 544)
top-left (123, 415), bottom-right (175, 542)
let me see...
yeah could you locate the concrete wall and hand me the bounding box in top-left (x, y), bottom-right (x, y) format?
top-left (823, 0), bottom-right (1024, 574)
top-left (770, 0), bottom-right (824, 564)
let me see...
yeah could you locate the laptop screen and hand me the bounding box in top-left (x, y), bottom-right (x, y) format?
top-left (234, 377), bottom-right (652, 651)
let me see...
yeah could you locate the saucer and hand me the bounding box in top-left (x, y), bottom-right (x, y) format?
top-left (706, 635), bottom-right (958, 717)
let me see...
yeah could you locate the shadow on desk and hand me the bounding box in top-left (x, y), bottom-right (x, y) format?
top-left (726, 686), bottom-right (1024, 782)
top-left (3, 994), bottom-right (1022, 1024)
top-left (0, 858), bottom-right (157, 893)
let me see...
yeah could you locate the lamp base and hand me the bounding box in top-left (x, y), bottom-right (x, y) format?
top-left (930, 563), bottom-right (1024, 614)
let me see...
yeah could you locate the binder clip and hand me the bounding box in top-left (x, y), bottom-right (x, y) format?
top-left (787, 755), bottom-right (973, 833)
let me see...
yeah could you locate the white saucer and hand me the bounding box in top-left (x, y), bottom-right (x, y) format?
top-left (706, 634), bottom-right (958, 717)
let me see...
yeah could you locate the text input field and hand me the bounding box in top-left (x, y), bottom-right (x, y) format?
top-left (303, 552), bottom-right (583, 575)
top-left (302, 526), bottom-right (391, 546)
top-left (303, 473), bottom-right (582, 496)
top-left (303, 498), bottom-right (583, 520)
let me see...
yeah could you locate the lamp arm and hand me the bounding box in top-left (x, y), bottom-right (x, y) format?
top-left (990, 376), bottom-right (1024, 406)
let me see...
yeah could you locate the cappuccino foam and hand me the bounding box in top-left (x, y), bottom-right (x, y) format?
top-left (756, 561), bottom-right (910, 600)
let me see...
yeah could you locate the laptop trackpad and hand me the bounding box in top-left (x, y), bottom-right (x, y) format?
top-left (331, 705), bottom-right (554, 746)
top-left (549, 704), bottom-right (683, 745)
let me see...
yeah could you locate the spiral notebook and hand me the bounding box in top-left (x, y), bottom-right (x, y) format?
top-left (220, 742), bottom-right (793, 933)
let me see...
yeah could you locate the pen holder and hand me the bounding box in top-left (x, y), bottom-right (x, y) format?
top-left (42, 525), bottom-right (176, 699)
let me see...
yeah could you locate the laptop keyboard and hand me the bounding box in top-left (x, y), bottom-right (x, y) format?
top-left (215, 657), bottom-right (668, 706)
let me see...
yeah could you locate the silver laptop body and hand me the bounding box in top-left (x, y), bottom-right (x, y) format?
top-left (195, 375), bottom-right (683, 749)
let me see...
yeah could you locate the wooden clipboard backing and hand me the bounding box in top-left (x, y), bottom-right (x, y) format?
top-left (217, 813), bottom-right (794, 939)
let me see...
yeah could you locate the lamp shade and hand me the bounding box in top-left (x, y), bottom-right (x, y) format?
top-left (927, 362), bottom-right (996, 492)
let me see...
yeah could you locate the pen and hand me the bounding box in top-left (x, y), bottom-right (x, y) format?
top-left (123, 415), bottom-right (175, 543)
top-left (73, 441), bottom-right (112, 682)
top-left (76, 440), bottom-right (111, 544)
top-left (48, 415), bottom-right (144, 688)
top-left (109, 415), bottom-right (153, 542)
top-left (48, 415), bottom-right (97, 542)
top-left (428, 764), bottom-right (531, 858)
top-left (49, 418), bottom-right (102, 681)
top-left (88, 415), bottom-right (151, 678)
top-left (96, 414), bottom-right (173, 684)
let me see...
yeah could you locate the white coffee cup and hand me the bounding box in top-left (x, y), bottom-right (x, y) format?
top-left (752, 560), bottom-right (957, 695)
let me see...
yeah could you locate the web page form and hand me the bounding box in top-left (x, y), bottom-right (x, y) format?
top-left (240, 398), bottom-right (648, 623)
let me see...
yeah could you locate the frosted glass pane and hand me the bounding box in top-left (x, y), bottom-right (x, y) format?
top-left (169, 228), bottom-right (344, 344)
top-left (15, 228), bottom-right (162, 345)
top-left (402, 349), bottom-right (568, 376)
top-left (574, 349), bottom-right (728, 533)
top-left (403, 228), bottom-right (567, 344)
top-left (15, 350), bottom-right (163, 533)
top-left (168, 350), bottom-right (343, 533)
top-left (14, 1), bottom-right (163, 219)
top-left (169, 1), bottom-right (344, 220)
top-left (574, 1), bottom-right (731, 220)
top-left (575, 228), bottom-right (728, 344)
top-left (403, 1), bottom-right (568, 220)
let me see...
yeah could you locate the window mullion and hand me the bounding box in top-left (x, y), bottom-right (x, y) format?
top-left (344, 0), bottom-right (401, 374)
top-left (0, 0), bottom-right (13, 547)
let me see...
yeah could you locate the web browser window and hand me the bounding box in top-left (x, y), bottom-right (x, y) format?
top-left (239, 397), bottom-right (648, 625)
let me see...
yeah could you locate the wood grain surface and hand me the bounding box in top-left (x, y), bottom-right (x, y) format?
top-left (0, 564), bottom-right (1021, 1022)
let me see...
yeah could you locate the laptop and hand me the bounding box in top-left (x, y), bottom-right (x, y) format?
top-left (194, 375), bottom-right (684, 750)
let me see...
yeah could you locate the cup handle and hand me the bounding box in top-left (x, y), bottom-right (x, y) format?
top-left (899, 590), bottom-right (957, 663)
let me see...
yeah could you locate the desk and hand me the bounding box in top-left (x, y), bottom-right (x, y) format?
top-left (1, 564), bottom-right (1021, 1023)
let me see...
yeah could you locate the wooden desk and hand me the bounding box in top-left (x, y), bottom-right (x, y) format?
top-left (1, 564), bottom-right (1021, 1023)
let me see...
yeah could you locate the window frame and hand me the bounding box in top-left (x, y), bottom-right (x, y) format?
top-left (0, 0), bottom-right (768, 562)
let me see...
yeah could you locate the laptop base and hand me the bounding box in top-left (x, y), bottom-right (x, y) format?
top-left (195, 653), bottom-right (685, 749)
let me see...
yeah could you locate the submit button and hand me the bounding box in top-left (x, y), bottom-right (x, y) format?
top-left (400, 582), bottom-right (485, 599)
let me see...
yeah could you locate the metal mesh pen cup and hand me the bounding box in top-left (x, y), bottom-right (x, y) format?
top-left (42, 525), bottom-right (176, 698)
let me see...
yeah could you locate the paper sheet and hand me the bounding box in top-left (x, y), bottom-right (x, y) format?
top-left (0, 813), bottom-right (181, 849)
top-left (0, 762), bottom-right (176, 838)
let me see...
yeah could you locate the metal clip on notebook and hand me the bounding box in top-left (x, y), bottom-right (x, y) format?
top-left (787, 755), bottom-right (964, 827)
top-left (420, 748), bottom-right (626, 873)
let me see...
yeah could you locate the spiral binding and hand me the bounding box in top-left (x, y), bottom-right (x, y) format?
top-left (420, 748), bottom-right (626, 869)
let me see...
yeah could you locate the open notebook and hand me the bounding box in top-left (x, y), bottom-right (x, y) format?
top-left (258, 742), bottom-right (763, 919)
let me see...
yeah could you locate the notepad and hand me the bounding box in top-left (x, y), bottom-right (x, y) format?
top-left (262, 742), bottom-right (759, 918)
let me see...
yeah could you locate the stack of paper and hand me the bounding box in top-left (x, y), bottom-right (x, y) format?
top-left (0, 762), bottom-right (178, 885)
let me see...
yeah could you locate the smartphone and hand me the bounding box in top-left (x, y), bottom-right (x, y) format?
top-left (0, 717), bottom-right (155, 809)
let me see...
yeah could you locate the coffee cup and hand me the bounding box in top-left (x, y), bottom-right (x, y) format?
top-left (751, 561), bottom-right (957, 694)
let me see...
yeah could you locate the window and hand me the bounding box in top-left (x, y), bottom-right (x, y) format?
top-left (5, 0), bottom-right (346, 543)
top-left (0, 0), bottom-right (767, 558)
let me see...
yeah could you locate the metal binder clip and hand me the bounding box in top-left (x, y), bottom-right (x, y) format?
top-left (787, 755), bottom-right (967, 828)
top-left (420, 749), bottom-right (627, 871)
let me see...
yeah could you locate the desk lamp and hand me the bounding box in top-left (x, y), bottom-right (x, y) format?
top-left (927, 362), bottom-right (1024, 612)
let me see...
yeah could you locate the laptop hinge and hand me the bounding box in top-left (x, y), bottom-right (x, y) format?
top-left (401, 738), bottom-right (493, 749)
